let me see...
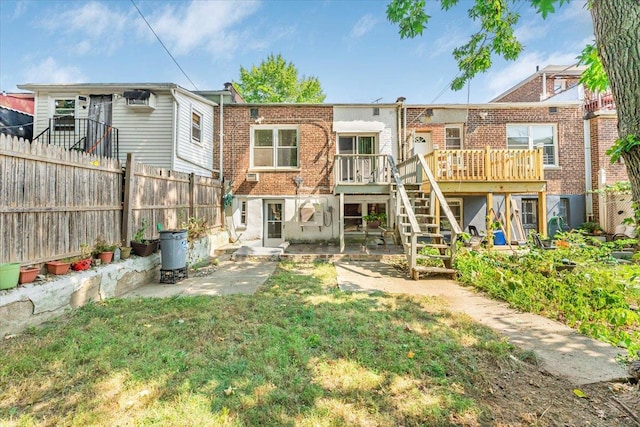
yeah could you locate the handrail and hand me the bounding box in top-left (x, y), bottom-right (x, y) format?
top-left (387, 155), bottom-right (421, 271)
top-left (416, 153), bottom-right (463, 237)
top-left (32, 127), bottom-right (50, 142)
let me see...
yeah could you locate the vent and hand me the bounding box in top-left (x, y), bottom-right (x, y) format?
top-left (548, 106), bottom-right (558, 114)
top-left (373, 107), bottom-right (380, 116)
top-left (246, 172), bottom-right (260, 182)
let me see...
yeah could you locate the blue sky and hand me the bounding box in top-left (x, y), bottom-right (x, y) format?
top-left (0, 0), bottom-right (594, 104)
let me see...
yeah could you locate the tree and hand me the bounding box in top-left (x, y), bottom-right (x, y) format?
top-left (387, 0), bottom-right (640, 204)
top-left (234, 54), bottom-right (326, 103)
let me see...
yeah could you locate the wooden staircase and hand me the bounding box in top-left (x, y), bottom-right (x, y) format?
top-left (389, 154), bottom-right (463, 280)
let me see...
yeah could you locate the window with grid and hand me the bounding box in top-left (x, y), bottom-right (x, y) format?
top-left (507, 124), bottom-right (557, 167)
top-left (444, 126), bottom-right (462, 149)
top-left (53, 99), bottom-right (76, 131)
top-left (191, 110), bottom-right (202, 143)
top-left (252, 127), bottom-right (298, 168)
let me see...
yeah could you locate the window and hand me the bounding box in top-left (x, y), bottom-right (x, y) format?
top-left (507, 124), bottom-right (557, 167)
top-left (239, 200), bottom-right (247, 226)
top-left (191, 110), bottom-right (202, 143)
top-left (53, 99), bottom-right (75, 131)
top-left (440, 198), bottom-right (463, 232)
top-left (252, 127), bottom-right (299, 169)
top-left (444, 126), bottom-right (462, 149)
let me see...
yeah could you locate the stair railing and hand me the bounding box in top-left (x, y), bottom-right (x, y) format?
top-left (387, 155), bottom-right (421, 272)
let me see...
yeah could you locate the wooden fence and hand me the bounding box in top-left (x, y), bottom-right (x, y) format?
top-left (0, 135), bottom-right (223, 265)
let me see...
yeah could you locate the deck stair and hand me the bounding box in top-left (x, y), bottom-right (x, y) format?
top-left (391, 154), bottom-right (464, 280)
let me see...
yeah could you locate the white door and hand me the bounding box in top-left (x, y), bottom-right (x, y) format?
top-left (413, 132), bottom-right (433, 155)
top-left (264, 201), bottom-right (285, 247)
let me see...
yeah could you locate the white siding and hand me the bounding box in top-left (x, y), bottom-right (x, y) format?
top-left (172, 91), bottom-right (214, 176)
top-left (333, 106), bottom-right (398, 158)
top-left (112, 92), bottom-right (173, 169)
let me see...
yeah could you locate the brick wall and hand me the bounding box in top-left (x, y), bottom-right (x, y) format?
top-left (218, 105), bottom-right (334, 196)
top-left (405, 105), bottom-right (586, 195)
top-left (588, 114), bottom-right (627, 220)
top-left (493, 75), bottom-right (582, 102)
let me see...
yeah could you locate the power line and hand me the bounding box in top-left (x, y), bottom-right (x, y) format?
top-left (130, 0), bottom-right (199, 91)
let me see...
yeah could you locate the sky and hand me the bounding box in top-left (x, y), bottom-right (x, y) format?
top-left (0, 0), bottom-right (595, 105)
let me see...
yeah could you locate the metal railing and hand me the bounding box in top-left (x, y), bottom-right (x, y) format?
top-left (33, 118), bottom-right (119, 159)
top-left (334, 154), bottom-right (391, 184)
top-left (424, 147), bottom-right (544, 182)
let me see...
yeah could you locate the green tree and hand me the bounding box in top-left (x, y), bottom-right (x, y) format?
top-left (234, 54), bottom-right (326, 103)
top-left (387, 0), bottom-right (640, 204)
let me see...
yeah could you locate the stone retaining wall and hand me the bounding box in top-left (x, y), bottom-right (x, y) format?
top-left (0, 231), bottom-right (228, 337)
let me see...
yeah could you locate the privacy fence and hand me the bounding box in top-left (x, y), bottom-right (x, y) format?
top-left (0, 134), bottom-right (223, 265)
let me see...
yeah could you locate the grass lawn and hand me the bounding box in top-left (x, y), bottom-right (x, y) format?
top-left (2, 261), bottom-right (534, 426)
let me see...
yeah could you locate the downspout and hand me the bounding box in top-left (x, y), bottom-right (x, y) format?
top-left (396, 102), bottom-right (402, 161)
top-left (542, 72), bottom-right (547, 100)
top-left (402, 102), bottom-right (407, 160)
top-left (584, 117), bottom-right (593, 220)
top-left (219, 93), bottom-right (224, 180)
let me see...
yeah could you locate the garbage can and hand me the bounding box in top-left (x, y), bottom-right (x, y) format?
top-left (159, 229), bottom-right (188, 270)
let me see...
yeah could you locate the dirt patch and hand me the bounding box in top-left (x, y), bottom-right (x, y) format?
top-left (471, 355), bottom-right (639, 426)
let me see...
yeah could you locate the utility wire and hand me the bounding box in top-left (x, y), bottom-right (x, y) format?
top-left (130, 0), bottom-right (199, 91)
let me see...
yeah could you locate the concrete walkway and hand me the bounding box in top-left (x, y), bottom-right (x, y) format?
top-left (123, 259), bottom-right (278, 298)
top-left (335, 261), bottom-right (629, 386)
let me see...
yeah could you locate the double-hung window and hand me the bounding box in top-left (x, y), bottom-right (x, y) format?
top-left (252, 126), bottom-right (299, 169)
top-left (444, 125), bottom-right (462, 149)
top-left (191, 110), bottom-right (202, 143)
top-left (53, 98), bottom-right (76, 131)
top-left (507, 124), bottom-right (557, 167)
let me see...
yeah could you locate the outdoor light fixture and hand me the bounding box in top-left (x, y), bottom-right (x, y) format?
top-left (293, 176), bottom-right (304, 188)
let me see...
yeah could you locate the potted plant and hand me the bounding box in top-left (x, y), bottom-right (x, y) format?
top-left (130, 219), bottom-right (158, 257)
top-left (363, 212), bottom-right (387, 229)
top-left (19, 266), bottom-right (40, 284)
top-left (120, 245), bottom-right (132, 259)
top-left (46, 260), bottom-right (71, 275)
top-left (0, 262), bottom-right (21, 290)
top-left (93, 237), bottom-right (117, 264)
top-left (71, 243), bottom-right (93, 271)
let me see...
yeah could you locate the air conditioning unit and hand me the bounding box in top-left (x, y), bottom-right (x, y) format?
top-left (246, 172), bottom-right (260, 182)
top-left (123, 90), bottom-right (156, 111)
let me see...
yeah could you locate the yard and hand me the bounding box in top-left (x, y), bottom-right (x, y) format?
top-left (1, 250), bottom-right (639, 426)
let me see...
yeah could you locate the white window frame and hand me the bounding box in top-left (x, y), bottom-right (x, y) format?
top-left (250, 125), bottom-right (299, 170)
top-left (239, 199), bottom-right (247, 227)
top-left (444, 125), bottom-right (463, 150)
top-left (191, 108), bottom-right (202, 144)
top-left (440, 198), bottom-right (463, 231)
top-left (506, 124), bottom-right (558, 168)
top-left (52, 97), bottom-right (76, 132)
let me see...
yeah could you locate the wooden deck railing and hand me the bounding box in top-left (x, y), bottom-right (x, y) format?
top-left (334, 154), bottom-right (391, 184)
top-left (424, 147), bottom-right (544, 182)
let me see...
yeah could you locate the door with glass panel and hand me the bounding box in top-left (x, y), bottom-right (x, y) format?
top-left (264, 201), bottom-right (284, 247)
top-left (338, 136), bottom-right (375, 182)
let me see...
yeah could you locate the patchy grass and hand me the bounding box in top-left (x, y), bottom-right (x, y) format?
top-left (455, 238), bottom-right (640, 355)
top-left (0, 261), bottom-right (528, 426)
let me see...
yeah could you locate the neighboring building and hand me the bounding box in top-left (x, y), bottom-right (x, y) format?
top-left (17, 83), bottom-right (217, 176)
top-left (0, 93), bottom-right (34, 140)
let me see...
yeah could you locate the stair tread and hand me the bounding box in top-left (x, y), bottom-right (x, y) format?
top-left (413, 266), bottom-right (457, 274)
top-left (401, 232), bottom-right (443, 238)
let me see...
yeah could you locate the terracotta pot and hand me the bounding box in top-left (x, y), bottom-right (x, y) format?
top-left (97, 251), bottom-right (114, 264)
top-left (71, 258), bottom-right (92, 271)
top-left (19, 267), bottom-right (40, 284)
top-left (46, 261), bottom-right (71, 275)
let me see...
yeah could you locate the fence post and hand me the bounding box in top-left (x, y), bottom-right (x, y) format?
top-left (189, 173), bottom-right (196, 219)
top-left (122, 153), bottom-right (135, 245)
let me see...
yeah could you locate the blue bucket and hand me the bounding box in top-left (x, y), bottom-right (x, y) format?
top-left (493, 230), bottom-right (506, 245)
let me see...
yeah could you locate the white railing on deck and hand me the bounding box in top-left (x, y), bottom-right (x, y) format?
top-left (335, 154), bottom-right (391, 184)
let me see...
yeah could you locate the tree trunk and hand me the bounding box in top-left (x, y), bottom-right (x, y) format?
top-left (592, 0), bottom-right (640, 202)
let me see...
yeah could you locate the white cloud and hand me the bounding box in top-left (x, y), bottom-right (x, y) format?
top-left (12, 0), bottom-right (29, 19)
top-left (350, 14), bottom-right (376, 39)
top-left (514, 19), bottom-right (551, 44)
top-left (40, 1), bottom-right (130, 55)
top-left (149, 0), bottom-right (259, 56)
top-left (428, 30), bottom-right (468, 58)
top-left (24, 57), bottom-right (87, 83)
top-left (486, 51), bottom-right (579, 97)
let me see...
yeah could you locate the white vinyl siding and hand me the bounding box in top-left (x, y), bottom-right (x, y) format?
top-left (173, 91), bottom-right (214, 175)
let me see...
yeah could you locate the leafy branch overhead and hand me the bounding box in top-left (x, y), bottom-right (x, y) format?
top-left (234, 54), bottom-right (326, 103)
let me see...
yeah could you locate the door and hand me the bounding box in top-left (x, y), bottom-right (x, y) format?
top-left (521, 198), bottom-right (538, 236)
top-left (338, 136), bottom-right (375, 182)
top-left (413, 132), bottom-right (433, 155)
top-left (86, 95), bottom-right (113, 157)
top-left (264, 200), bottom-right (285, 247)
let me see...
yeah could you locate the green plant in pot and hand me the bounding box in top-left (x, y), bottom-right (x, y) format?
top-left (93, 237), bottom-right (117, 264)
top-left (130, 219), bottom-right (158, 257)
top-left (364, 212), bottom-right (387, 229)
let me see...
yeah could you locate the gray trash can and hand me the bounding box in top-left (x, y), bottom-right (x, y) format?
top-left (159, 229), bottom-right (188, 270)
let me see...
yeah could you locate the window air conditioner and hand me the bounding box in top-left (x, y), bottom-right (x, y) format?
top-left (246, 172), bottom-right (260, 182)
